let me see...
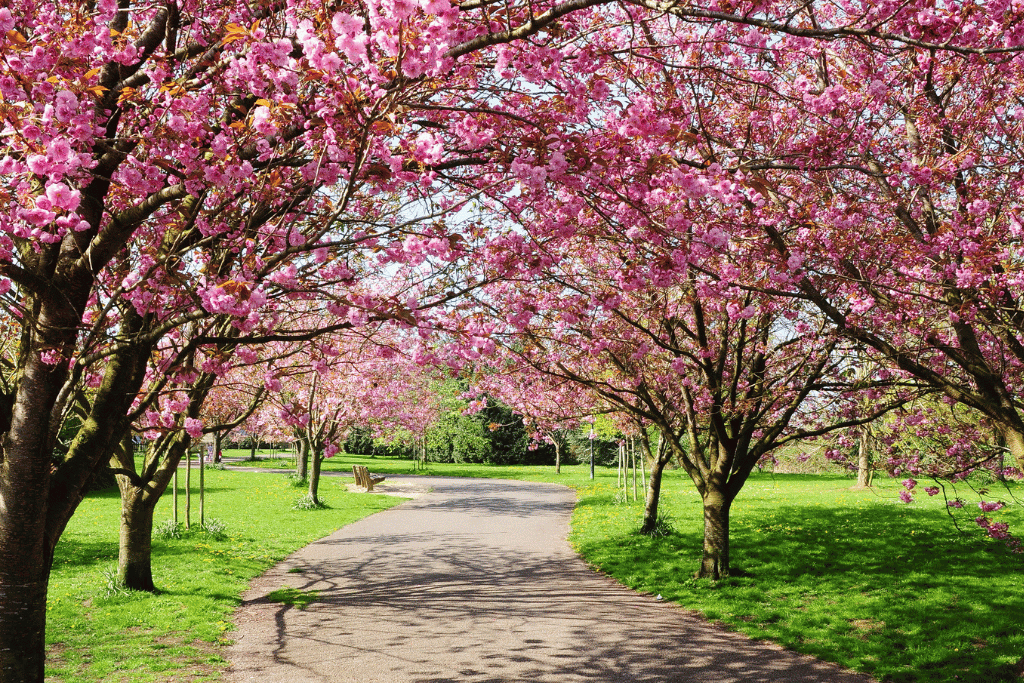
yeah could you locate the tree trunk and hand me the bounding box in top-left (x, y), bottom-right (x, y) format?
top-left (0, 452), bottom-right (51, 682)
top-left (554, 439), bottom-right (561, 474)
top-left (213, 433), bottom-right (222, 463)
top-left (697, 486), bottom-right (732, 580)
top-left (855, 428), bottom-right (872, 488)
top-left (110, 431), bottom-right (192, 599)
top-left (307, 447), bottom-right (323, 505)
top-left (0, 325), bottom-right (82, 680)
top-left (0, 558), bottom-right (49, 683)
top-left (296, 438), bottom-right (309, 481)
top-left (116, 487), bottom-right (157, 592)
top-left (639, 444), bottom-right (673, 534)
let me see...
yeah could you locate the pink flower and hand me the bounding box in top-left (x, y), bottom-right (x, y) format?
top-left (898, 490), bottom-right (913, 504)
top-left (251, 106), bottom-right (277, 135)
top-left (924, 486), bottom-right (940, 496)
top-left (45, 182), bottom-right (81, 211)
top-left (184, 418), bottom-right (204, 439)
top-left (978, 500), bottom-right (1005, 513)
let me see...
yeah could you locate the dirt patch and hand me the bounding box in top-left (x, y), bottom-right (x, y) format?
top-left (344, 479), bottom-right (431, 498)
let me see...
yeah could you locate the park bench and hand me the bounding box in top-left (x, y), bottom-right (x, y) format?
top-left (352, 465), bottom-right (386, 491)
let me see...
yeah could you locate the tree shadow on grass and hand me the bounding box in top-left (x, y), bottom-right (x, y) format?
top-left (579, 503), bottom-right (1024, 683)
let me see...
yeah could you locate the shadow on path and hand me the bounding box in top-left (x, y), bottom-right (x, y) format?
top-left (227, 478), bottom-right (874, 683)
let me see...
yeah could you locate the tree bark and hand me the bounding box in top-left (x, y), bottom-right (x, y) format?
top-left (296, 438), bottom-right (309, 481)
top-left (307, 446), bottom-right (323, 505)
top-left (0, 273), bottom-right (99, 680)
top-left (855, 428), bottom-right (872, 488)
top-left (639, 441), bottom-right (673, 534)
top-left (116, 487), bottom-right (157, 592)
top-left (1002, 427), bottom-right (1024, 472)
top-left (697, 486), bottom-right (732, 580)
top-left (0, 427), bottom-right (51, 682)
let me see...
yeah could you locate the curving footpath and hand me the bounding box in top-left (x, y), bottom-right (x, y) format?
top-left (226, 477), bottom-right (875, 683)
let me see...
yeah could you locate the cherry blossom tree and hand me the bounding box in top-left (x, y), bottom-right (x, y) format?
top-left (0, 0), bottom-right (611, 676)
top-left (463, 238), bottom-right (911, 577)
top-left (469, 367), bottom-right (597, 473)
top-left (7, 0), bottom-right (1024, 677)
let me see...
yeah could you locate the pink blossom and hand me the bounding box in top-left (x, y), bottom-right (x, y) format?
top-left (20, 207), bottom-right (55, 227)
top-left (251, 106), bottom-right (277, 135)
top-left (898, 490), bottom-right (913, 504)
top-left (184, 418), bottom-right (204, 439)
top-left (924, 486), bottom-right (940, 496)
top-left (45, 182), bottom-right (80, 211)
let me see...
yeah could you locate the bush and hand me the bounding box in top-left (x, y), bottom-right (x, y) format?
top-left (202, 518), bottom-right (227, 538)
top-left (292, 494), bottom-right (328, 510)
top-left (154, 519), bottom-right (183, 540)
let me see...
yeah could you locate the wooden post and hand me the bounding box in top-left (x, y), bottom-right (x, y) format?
top-left (639, 436), bottom-right (647, 491)
top-left (589, 430), bottom-right (594, 481)
top-left (617, 441), bottom-right (623, 488)
top-left (626, 438), bottom-right (634, 501)
top-left (172, 468), bottom-right (178, 525)
top-left (185, 446), bottom-right (192, 530)
top-left (199, 444), bottom-right (206, 528)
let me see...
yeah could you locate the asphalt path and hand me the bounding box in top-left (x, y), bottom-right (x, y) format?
top-left (226, 476), bottom-right (875, 683)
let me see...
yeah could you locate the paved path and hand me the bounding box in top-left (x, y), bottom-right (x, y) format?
top-left (226, 477), bottom-right (874, 683)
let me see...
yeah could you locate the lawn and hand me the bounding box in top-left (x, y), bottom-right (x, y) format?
top-left (48, 452), bottom-right (1024, 682)
top-left (45, 468), bottom-right (404, 682)
top-left (566, 471), bottom-right (1024, 683)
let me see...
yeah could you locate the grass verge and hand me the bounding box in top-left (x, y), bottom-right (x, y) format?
top-left (46, 468), bottom-right (404, 682)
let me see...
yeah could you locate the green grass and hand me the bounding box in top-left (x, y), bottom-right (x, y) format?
top-left (266, 587), bottom-right (319, 610)
top-left (46, 468), bottom-right (405, 682)
top-left (49, 452), bottom-right (1024, 682)
top-left (567, 472), bottom-right (1024, 683)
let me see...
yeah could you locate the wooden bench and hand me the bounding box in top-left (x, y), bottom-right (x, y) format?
top-left (352, 465), bottom-right (386, 491)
